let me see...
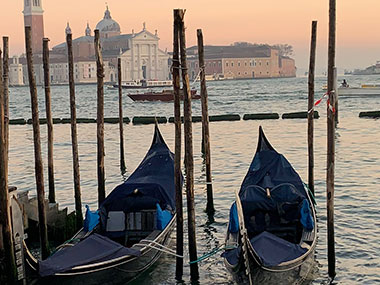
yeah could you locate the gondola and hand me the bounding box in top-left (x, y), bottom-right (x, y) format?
top-left (24, 124), bottom-right (180, 284)
top-left (222, 126), bottom-right (317, 284)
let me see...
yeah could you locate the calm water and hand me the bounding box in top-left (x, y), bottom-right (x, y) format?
top-left (7, 75), bottom-right (380, 284)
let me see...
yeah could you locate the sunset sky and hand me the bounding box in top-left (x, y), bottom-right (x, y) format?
top-left (1, 0), bottom-right (380, 74)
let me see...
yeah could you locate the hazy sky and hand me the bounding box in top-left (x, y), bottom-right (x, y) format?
top-left (1, 0), bottom-right (380, 74)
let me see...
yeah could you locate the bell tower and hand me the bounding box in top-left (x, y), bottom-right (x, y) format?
top-left (23, 0), bottom-right (44, 53)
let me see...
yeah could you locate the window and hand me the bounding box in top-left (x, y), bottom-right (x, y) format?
top-left (238, 61), bottom-right (240, 67)
top-left (231, 62), bottom-right (234, 67)
top-left (266, 61), bottom-right (269, 66)
top-left (245, 62), bottom-right (247, 66)
top-left (226, 62), bottom-right (229, 67)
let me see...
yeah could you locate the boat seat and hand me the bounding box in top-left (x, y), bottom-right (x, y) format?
top-left (124, 210), bottom-right (157, 246)
top-left (247, 203), bottom-right (303, 243)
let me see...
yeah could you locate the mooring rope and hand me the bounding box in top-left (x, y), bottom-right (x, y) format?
top-left (188, 244), bottom-right (237, 264)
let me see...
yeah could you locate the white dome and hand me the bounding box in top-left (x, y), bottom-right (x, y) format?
top-left (96, 6), bottom-right (120, 33)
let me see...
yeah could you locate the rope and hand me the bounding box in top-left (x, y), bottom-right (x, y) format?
top-left (188, 244), bottom-right (237, 264)
top-left (139, 239), bottom-right (179, 256)
top-left (134, 239), bottom-right (183, 258)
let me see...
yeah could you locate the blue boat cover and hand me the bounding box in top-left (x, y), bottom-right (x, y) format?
top-left (39, 233), bottom-right (141, 277)
top-left (250, 231), bottom-right (307, 267)
top-left (221, 245), bottom-right (241, 266)
top-left (100, 125), bottom-right (181, 228)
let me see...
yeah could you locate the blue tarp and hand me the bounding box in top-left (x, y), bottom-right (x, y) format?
top-left (300, 199), bottom-right (314, 231)
top-left (83, 205), bottom-right (99, 232)
top-left (100, 125), bottom-right (181, 228)
top-left (228, 202), bottom-right (239, 233)
top-left (250, 231), bottom-right (307, 267)
top-left (39, 234), bottom-right (141, 277)
top-left (156, 203), bottom-right (172, 230)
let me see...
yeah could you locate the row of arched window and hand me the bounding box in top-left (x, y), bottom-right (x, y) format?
top-left (25, 0), bottom-right (40, 7)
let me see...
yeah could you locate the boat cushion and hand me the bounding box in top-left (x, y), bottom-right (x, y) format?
top-left (39, 233), bottom-right (141, 277)
top-left (250, 231), bottom-right (307, 267)
top-left (221, 246), bottom-right (241, 266)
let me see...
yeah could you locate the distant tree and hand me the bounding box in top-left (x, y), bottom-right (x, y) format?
top-left (272, 44), bottom-right (294, 57)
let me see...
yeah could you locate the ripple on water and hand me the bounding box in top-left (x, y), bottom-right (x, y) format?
top-left (8, 76), bottom-right (380, 284)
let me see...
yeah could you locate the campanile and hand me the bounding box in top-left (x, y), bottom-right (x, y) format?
top-left (23, 0), bottom-right (44, 53)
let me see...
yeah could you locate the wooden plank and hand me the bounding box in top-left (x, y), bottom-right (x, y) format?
top-left (308, 21), bottom-right (317, 195)
top-left (327, 0), bottom-right (336, 279)
top-left (178, 9), bottom-right (199, 281)
top-left (197, 29), bottom-right (214, 214)
top-left (94, 30), bottom-right (105, 206)
top-left (173, 9), bottom-right (183, 280)
top-left (67, 32), bottom-right (83, 228)
top-left (25, 26), bottom-right (50, 259)
top-left (43, 38), bottom-right (56, 203)
top-left (118, 58), bottom-right (126, 173)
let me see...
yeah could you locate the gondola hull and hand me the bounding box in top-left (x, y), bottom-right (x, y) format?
top-left (224, 243), bottom-right (315, 285)
top-left (223, 126), bottom-right (317, 284)
top-left (24, 125), bottom-right (180, 284)
top-left (25, 216), bottom-right (175, 284)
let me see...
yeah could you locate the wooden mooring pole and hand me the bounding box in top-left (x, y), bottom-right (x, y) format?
top-left (197, 29), bottom-right (215, 214)
top-left (327, 0), bottom-right (337, 279)
top-left (308, 21), bottom-right (317, 196)
top-left (94, 30), bottom-right (105, 206)
top-left (173, 9), bottom-right (183, 280)
top-left (25, 26), bottom-right (50, 259)
top-left (67, 33), bottom-right (83, 228)
top-left (0, 46), bottom-right (17, 283)
top-left (178, 9), bottom-right (199, 281)
top-left (3, 37), bottom-right (9, 161)
top-left (118, 58), bottom-right (126, 174)
top-left (43, 38), bottom-right (56, 204)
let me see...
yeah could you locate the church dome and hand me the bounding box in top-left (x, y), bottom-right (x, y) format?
top-left (95, 6), bottom-right (120, 33)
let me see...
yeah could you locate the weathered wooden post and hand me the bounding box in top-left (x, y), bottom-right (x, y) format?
top-left (197, 29), bottom-right (214, 214)
top-left (117, 58), bottom-right (126, 174)
top-left (67, 33), bottom-right (83, 228)
top-left (25, 26), bottom-right (50, 259)
top-left (327, 0), bottom-right (337, 279)
top-left (43, 38), bottom-right (56, 204)
top-left (333, 67), bottom-right (338, 124)
top-left (308, 21), bottom-right (317, 196)
top-left (3, 37), bottom-right (9, 161)
top-left (94, 30), bottom-right (105, 206)
top-left (0, 47), bottom-right (17, 283)
top-left (173, 9), bottom-right (183, 280)
top-left (178, 9), bottom-right (199, 281)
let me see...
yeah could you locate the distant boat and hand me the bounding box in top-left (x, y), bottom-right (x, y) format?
top-left (113, 80), bottom-right (172, 89)
top-left (222, 127), bottom-right (317, 284)
top-left (338, 84), bottom-right (380, 96)
top-left (322, 83), bottom-right (380, 96)
top-left (127, 89), bottom-right (200, 102)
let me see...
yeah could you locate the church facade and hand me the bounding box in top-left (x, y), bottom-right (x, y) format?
top-left (12, 2), bottom-right (170, 85)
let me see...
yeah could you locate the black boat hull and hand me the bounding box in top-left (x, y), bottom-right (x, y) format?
top-left (224, 246), bottom-right (315, 285)
top-left (25, 216), bottom-right (175, 285)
